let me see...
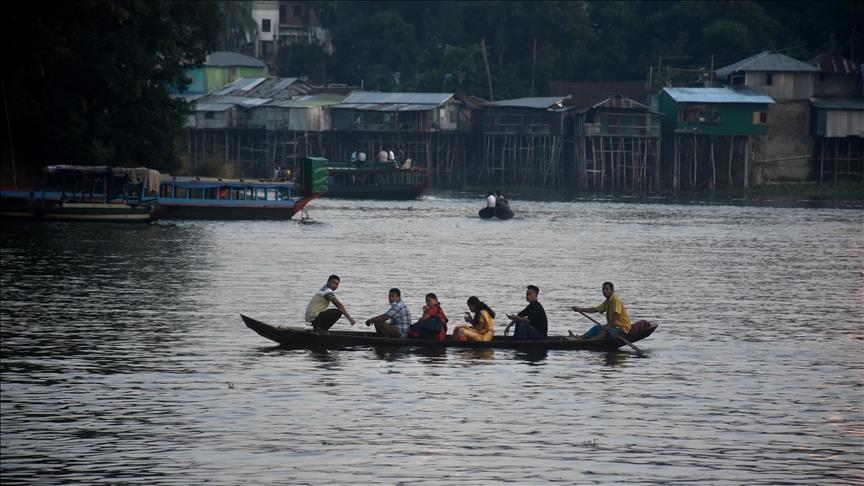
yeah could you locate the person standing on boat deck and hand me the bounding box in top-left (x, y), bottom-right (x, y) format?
top-left (377, 149), bottom-right (389, 163)
top-left (485, 191), bottom-right (496, 208)
top-left (570, 282), bottom-right (632, 340)
top-left (453, 296), bottom-right (495, 342)
top-left (505, 285), bottom-right (548, 340)
top-left (406, 293), bottom-right (449, 340)
top-left (358, 151), bottom-right (367, 163)
top-left (305, 275), bottom-right (356, 332)
top-left (350, 150), bottom-right (358, 163)
top-left (365, 288), bottom-right (412, 338)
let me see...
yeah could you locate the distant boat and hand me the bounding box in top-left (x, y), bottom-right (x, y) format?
top-left (0, 165), bottom-right (162, 223)
top-left (479, 204), bottom-right (514, 220)
top-left (324, 160), bottom-right (429, 200)
top-left (156, 157), bottom-right (328, 220)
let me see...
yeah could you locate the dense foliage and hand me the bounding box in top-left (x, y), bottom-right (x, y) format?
top-left (281, 1), bottom-right (862, 98)
top-left (2, 0), bottom-right (219, 180)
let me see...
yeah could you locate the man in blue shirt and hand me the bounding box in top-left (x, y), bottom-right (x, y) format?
top-left (365, 288), bottom-right (412, 338)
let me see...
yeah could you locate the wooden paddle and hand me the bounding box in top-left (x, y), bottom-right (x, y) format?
top-left (575, 309), bottom-right (645, 357)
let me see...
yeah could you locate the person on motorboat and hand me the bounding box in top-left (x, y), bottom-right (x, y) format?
top-left (365, 288), bottom-right (413, 338)
top-left (406, 293), bottom-right (449, 340)
top-left (495, 191), bottom-right (509, 209)
top-left (504, 285), bottom-right (548, 340)
top-left (305, 275), bottom-right (357, 332)
top-left (569, 281), bottom-right (632, 340)
top-left (453, 296), bottom-right (495, 342)
top-left (485, 191), bottom-right (496, 208)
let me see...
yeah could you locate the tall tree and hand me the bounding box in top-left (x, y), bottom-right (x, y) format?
top-left (1, 0), bottom-right (220, 181)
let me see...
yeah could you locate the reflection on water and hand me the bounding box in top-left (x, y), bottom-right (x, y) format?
top-left (2, 198), bottom-right (862, 484)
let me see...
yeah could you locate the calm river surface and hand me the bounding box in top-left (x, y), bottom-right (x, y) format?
top-left (1, 195), bottom-right (862, 485)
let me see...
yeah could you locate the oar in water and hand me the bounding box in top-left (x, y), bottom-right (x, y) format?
top-left (574, 309), bottom-right (645, 357)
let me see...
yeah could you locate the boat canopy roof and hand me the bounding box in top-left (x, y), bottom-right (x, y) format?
top-left (43, 165), bottom-right (161, 192)
top-left (160, 175), bottom-right (296, 190)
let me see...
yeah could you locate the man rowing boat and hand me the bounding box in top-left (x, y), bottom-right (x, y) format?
top-left (569, 281), bottom-right (631, 340)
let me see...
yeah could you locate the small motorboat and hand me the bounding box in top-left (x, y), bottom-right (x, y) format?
top-left (479, 205), bottom-right (514, 220)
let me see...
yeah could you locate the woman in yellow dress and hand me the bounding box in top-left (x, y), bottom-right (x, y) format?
top-left (453, 296), bottom-right (495, 342)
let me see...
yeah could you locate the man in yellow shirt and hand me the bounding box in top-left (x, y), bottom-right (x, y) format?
top-left (570, 281), bottom-right (631, 340)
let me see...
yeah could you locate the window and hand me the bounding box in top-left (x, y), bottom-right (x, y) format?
top-left (279, 5), bottom-right (287, 23)
top-left (765, 72), bottom-right (773, 86)
top-left (753, 111), bottom-right (768, 125)
top-left (262, 19), bottom-right (271, 32)
top-left (293, 5), bottom-right (302, 17)
top-left (730, 72), bottom-right (745, 86)
top-left (678, 105), bottom-right (719, 124)
top-left (204, 112), bottom-right (215, 119)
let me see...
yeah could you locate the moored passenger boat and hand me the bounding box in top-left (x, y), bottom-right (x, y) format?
top-left (156, 157), bottom-right (328, 220)
top-left (325, 160), bottom-right (429, 200)
top-left (241, 314), bottom-right (656, 351)
top-left (0, 165), bottom-right (162, 223)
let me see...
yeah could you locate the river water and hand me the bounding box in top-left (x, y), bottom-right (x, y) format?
top-left (1, 195), bottom-right (862, 485)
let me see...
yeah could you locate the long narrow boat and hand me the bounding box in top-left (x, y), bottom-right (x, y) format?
top-left (241, 314), bottom-right (657, 351)
top-left (0, 165), bottom-right (162, 223)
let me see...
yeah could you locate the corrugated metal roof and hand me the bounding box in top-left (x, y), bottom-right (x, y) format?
top-left (200, 95), bottom-right (271, 107)
top-left (271, 94), bottom-right (348, 108)
top-left (811, 98), bottom-right (864, 110)
top-left (215, 77), bottom-right (267, 95)
top-left (205, 51), bottom-right (267, 68)
top-left (662, 87), bottom-right (774, 104)
top-left (809, 54), bottom-right (861, 74)
top-left (715, 51), bottom-right (819, 77)
top-left (214, 77), bottom-right (312, 100)
top-left (341, 92), bottom-right (453, 105)
top-left (333, 103), bottom-right (437, 112)
top-left (195, 103), bottom-right (235, 112)
top-left (485, 96), bottom-right (571, 109)
top-left (549, 81), bottom-right (645, 109)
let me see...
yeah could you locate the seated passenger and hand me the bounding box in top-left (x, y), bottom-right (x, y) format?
top-left (453, 296), bottom-right (494, 342)
top-left (406, 293), bottom-right (448, 340)
top-left (365, 288), bottom-right (412, 338)
top-left (505, 284), bottom-right (548, 340)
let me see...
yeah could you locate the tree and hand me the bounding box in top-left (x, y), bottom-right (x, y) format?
top-left (1, 0), bottom-right (220, 182)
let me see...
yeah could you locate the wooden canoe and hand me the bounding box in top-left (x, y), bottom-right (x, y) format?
top-left (241, 314), bottom-right (656, 351)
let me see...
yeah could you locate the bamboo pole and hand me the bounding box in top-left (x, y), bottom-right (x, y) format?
top-left (673, 135), bottom-right (679, 192)
top-left (710, 136), bottom-right (716, 191)
top-left (728, 134), bottom-right (735, 189)
top-left (744, 136), bottom-right (751, 190)
top-left (692, 134), bottom-right (697, 191)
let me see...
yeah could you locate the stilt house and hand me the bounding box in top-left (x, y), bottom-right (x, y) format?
top-left (328, 92), bottom-right (470, 185)
top-left (658, 87), bottom-right (774, 191)
top-left (475, 97), bottom-right (575, 188)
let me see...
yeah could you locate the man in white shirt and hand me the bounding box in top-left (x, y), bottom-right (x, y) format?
top-left (377, 149), bottom-right (389, 163)
top-left (358, 151), bottom-right (367, 162)
top-left (485, 191), bottom-right (497, 208)
top-left (305, 275), bottom-right (356, 331)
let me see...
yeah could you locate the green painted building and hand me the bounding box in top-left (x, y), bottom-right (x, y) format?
top-left (658, 87), bottom-right (774, 136)
top-left (658, 87), bottom-right (775, 191)
top-left (182, 51), bottom-right (268, 95)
